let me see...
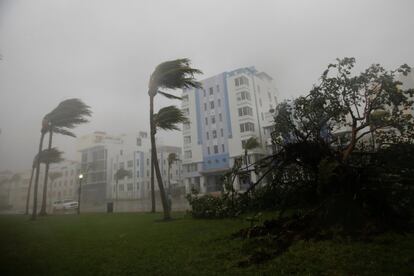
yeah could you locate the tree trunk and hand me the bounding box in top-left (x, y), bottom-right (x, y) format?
top-left (150, 158), bottom-right (155, 213)
top-left (39, 130), bottom-right (53, 216)
top-left (167, 163), bottom-right (171, 212)
top-left (116, 177), bottom-right (118, 212)
top-left (25, 166), bottom-right (35, 215)
top-left (342, 127), bottom-right (357, 161)
top-left (31, 132), bottom-right (46, 220)
top-left (150, 95), bottom-right (171, 220)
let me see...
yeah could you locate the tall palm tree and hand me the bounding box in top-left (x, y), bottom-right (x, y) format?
top-left (148, 58), bottom-right (201, 220)
top-left (25, 157), bottom-right (37, 215)
top-left (114, 168), bottom-right (131, 212)
top-left (38, 99), bottom-right (91, 216)
top-left (30, 147), bottom-right (63, 219)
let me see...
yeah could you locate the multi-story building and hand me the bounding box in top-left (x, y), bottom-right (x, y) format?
top-left (76, 131), bottom-right (183, 209)
top-left (181, 66), bottom-right (278, 193)
top-left (48, 160), bottom-right (80, 208)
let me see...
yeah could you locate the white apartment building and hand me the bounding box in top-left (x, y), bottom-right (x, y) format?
top-left (48, 160), bottom-right (80, 207)
top-left (76, 131), bottom-right (183, 208)
top-left (181, 66), bottom-right (278, 193)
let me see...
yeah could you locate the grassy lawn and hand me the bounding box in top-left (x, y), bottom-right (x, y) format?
top-left (0, 213), bottom-right (413, 275)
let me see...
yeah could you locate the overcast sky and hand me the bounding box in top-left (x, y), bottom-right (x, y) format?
top-left (1, 0), bottom-right (413, 172)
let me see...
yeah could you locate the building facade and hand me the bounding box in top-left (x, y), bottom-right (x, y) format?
top-left (181, 66), bottom-right (278, 193)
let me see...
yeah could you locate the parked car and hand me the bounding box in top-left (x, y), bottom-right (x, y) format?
top-left (53, 199), bottom-right (78, 213)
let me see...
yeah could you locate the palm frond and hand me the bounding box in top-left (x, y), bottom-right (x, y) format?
top-left (36, 148), bottom-right (64, 164)
top-left (154, 105), bottom-right (189, 131)
top-left (52, 127), bottom-right (76, 138)
top-left (158, 91), bottom-right (182, 100)
top-left (45, 98), bottom-right (92, 129)
top-left (149, 58), bottom-right (202, 92)
top-left (114, 168), bottom-right (131, 180)
top-left (243, 137), bottom-right (260, 151)
top-left (167, 153), bottom-right (178, 165)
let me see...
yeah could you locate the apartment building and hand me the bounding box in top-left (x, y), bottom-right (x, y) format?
top-left (181, 66), bottom-right (278, 193)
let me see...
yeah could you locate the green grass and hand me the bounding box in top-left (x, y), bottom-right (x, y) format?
top-left (0, 213), bottom-right (412, 275)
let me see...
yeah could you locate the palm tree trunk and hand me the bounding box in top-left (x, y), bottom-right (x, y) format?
top-left (25, 167), bottom-right (35, 215)
top-left (39, 130), bottom-right (53, 216)
top-left (31, 132), bottom-right (46, 220)
top-left (150, 158), bottom-right (155, 213)
top-left (150, 95), bottom-right (170, 220)
top-left (116, 177), bottom-right (118, 212)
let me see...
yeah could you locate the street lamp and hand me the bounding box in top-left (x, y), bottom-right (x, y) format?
top-left (77, 174), bottom-right (83, 215)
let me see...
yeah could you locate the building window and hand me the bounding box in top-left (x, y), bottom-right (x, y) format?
top-left (206, 132), bottom-right (209, 140)
top-left (209, 87), bottom-right (213, 95)
top-left (184, 136), bottom-right (191, 144)
top-left (184, 150), bottom-right (192, 159)
top-left (218, 99), bottom-right (221, 107)
top-left (119, 184), bottom-right (124, 192)
top-left (210, 101), bottom-right (214, 109)
top-left (216, 85), bottom-right (220, 92)
top-left (238, 106), bottom-right (253, 117)
top-left (207, 147), bottom-right (211, 155)
top-left (203, 89), bottom-right (206, 97)
top-left (220, 128), bottom-right (224, 137)
top-left (240, 122), bottom-right (255, 133)
top-left (205, 117), bottom-right (208, 125)
top-left (120, 150), bottom-right (123, 156)
top-left (127, 183), bottom-right (133, 191)
top-left (127, 160), bottom-right (133, 168)
top-left (214, 145), bottom-right (219, 154)
top-left (212, 130), bottom-right (217, 138)
top-left (183, 122), bottom-right (190, 130)
top-left (211, 116), bottom-right (216, 124)
top-left (222, 144), bottom-right (225, 152)
top-left (235, 76), bottom-right (249, 87)
top-left (136, 138), bottom-right (142, 146)
top-left (238, 91), bottom-right (251, 101)
top-left (136, 171), bottom-right (140, 178)
top-left (204, 103), bottom-right (207, 111)
top-left (219, 113), bottom-right (222, 122)
top-left (120, 162), bottom-right (125, 169)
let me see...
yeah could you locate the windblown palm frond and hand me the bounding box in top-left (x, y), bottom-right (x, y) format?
top-left (167, 152), bottom-right (178, 166)
top-left (154, 105), bottom-right (189, 131)
top-left (37, 148), bottom-right (64, 164)
top-left (52, 127), bottom-right (76, 138)
top-left (114, 168), bottom-right (131, 180)
top-left (149, 58), bottom-right (202, 93)
top-left (44, 98), bottom-right (92, 130)
top-left (243, 137), bottom-right (260, 151)
top-left (157, 91), bottom-right (182, 100)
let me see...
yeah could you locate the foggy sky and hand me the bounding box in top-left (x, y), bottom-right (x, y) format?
top-left (1, 0), bottom-right (414, 172)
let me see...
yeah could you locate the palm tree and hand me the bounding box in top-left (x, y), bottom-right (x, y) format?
top-left (242, 137), bottom-right (260, 167)
top-left (30, 148), bottom-right (63, 219)
top-left (167, 152), bottom-right (178, 211)
top-left (25, 157), bottom-right (37, 215)
top-left (38, 99), bottom-right (91, 216)
top-left (114, 168), bottom-right (131, 212)
top-left (148, 58), bottom-right (201, 220)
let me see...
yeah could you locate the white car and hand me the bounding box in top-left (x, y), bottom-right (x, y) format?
top-left (53, 199), bottom-right (78, 212)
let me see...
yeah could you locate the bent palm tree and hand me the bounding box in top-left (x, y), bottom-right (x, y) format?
top-left (31, 147), bottom-right (63, 219)
top-left (38, 99), bottom-right (91, 216)
top-left (148, 59), bottom-right (201, 220)
top-left (114, 168), bottom-right (131, 212)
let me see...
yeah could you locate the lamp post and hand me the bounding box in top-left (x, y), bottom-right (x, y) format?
top-left (77, 174), bottom-right (83, 215)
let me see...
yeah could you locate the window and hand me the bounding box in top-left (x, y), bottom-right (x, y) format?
top-left (136, 171), bottom-right (140, 178)
top-left (216, 85), bottom-right (220, 92)
top-left (209, 87), bottom-right (213, 95)
top-left (136, 138), bottom-right (142, 146)
top-left (120, 162), bottom-right (124, 169)
top-left (218, 99), bottom-right (221, 107)
top-left (214, 145), bottom-right (219, 154)
top-left (184, 150), bottom-right (192, 159)
top-left (119, 184), bottom-right (124, 192)
top-left (238, 106), bottom-right (253, 117)
top-left (222, 144), bottom-right (225, 152)
top-left (211, 116), bottom-right (216, 124)
top-left (259, 98), bottom-right (262, 107)
top-left (127, 160), bottom-right (133, 168)
top-left (220, 128), bottom-right (224, 137)
top-left (128, 170), bottom-right (133, 178)
top-left (147, 170), bottom-right (149, 177)
top-left (184, 136), bottom-right (191, 144)
top-left (240, 122), bottom-right (255, 133)
top-left (203, 89), bottom-right (206, 97)
top-left (235, 76), bottom-right (249, 86)
top-left (127, 183), bottom-right (133, 191)
top-left (146, 158), bottom-right (149, 166)
top-left (206, 132), bottom-right (209, 140)
top-left (82, 152), bottom-right (88, 163)
top-left (219, 113), bottom-right (222, 122)
top-left (205, 117), bottom-right (208, 125)
top-left (204, 103), bottom-right (207, 111)
top-left (136, 159), bottom-right (139, 166)
top-left (183, 122), bottom-right (190, 130)
top-left (120, 150), bottom-right (123, 156)
top-left (207, 147), bottom-right (210, 155)
top-left (212, 130), bottom-right (217, 138)
top-left (210, 101), bottom-right (214, 109)
top-left (239, 91), bottom-right (251, 101)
